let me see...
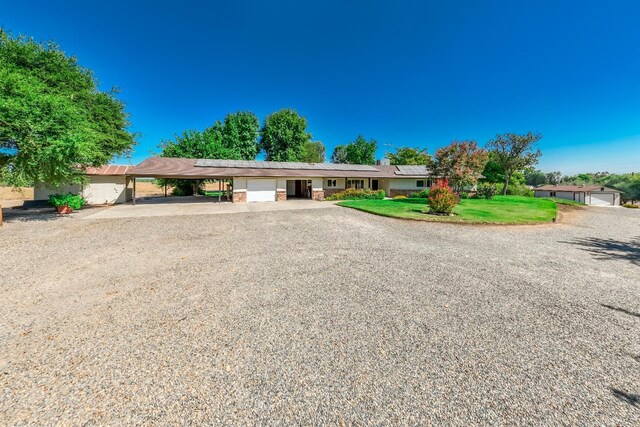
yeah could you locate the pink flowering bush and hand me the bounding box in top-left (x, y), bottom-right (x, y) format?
top-left (427, 179), bottom-right (459, 215)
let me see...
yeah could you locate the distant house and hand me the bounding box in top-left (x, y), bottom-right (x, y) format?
top-left (533, 184), bottom-right (621, 206)
top-left (34, 165), bottom-right (133, 205)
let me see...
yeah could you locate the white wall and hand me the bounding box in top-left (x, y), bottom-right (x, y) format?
top-left (84, 176), bottom-right (128, 204)
top-left (35, 176), bottom-right (128, 204)
top-left (312, 178), bottom-right (323, 191)
top-left (324, 178), bottom-right (346, 190)
top-left (233, 177), bottom-right (247, 192)
top-left (34, 182), bottom-right (82, 201)
top-left (388, 178), bottom-right (428, 190)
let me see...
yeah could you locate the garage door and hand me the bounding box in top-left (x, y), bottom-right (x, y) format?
top-left (247, 179), bottom-right (276, 202)
top-left (590, 193), bottom-right (613, 206)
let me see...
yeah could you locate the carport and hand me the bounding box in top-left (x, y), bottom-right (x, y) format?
top-left (129, 157), bottom-right (233, 206)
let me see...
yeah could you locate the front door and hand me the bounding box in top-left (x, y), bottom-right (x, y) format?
top-left (372, 180), bottom-right (379, 190)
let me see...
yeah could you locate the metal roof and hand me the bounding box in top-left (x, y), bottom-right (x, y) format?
top-left (534, 185), bottom-right (620, 192)
top-left (130, 157), bottom-right (435, 179)
top-left (194, 159), bottom-right (378, 171)
top-left (395, 165), bottom-right (430, 176)
top-left (85, 165), bottom-right (131, 176)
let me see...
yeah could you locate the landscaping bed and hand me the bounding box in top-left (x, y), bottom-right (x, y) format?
top-left (337, 195), bottom-right (558, 224)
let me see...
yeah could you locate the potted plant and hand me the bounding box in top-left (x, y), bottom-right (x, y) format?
top-left (48, 193), bottom-right (86, 214)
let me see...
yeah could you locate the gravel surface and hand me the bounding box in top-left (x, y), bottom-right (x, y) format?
top-left (1, 205), bottom-right (639, 425)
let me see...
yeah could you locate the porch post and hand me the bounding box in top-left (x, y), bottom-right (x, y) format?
top-left (218, 180), bottom-right (221, 203)
top-left (132, 177), bottom-right (136, 206)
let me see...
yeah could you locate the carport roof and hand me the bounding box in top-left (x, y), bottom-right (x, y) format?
top-left (130, 157), bottom-right (431, 178)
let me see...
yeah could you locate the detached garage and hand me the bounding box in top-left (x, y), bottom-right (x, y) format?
top-left (35, 165), bottom-right (132, 205)
top-left (534, 185), bottom-right (621, 206)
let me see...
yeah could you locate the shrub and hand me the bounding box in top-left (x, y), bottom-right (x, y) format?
top-left (505, 184), bottom-right (534, 197)
top-left (48, 193), bottom-right (86, 210)
top-left (476, 183), bottom-right (497, 199)
top-left (459, 192), bottom-right (470, 199)
top-left (427, 179), bottom-right (459, 215)
top-left (170, 180), bottom-right (204, 196)
top-left (410, 189), bottom-right (430, 198)
top-left (393, 195), bottom-right (407, 200)
top-left (623, 203), bottom-right (639, 209)
top-left (325, 189), bottom-right (386, 201)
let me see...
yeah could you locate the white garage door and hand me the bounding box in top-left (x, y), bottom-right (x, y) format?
top-left (247, 179), bottom-right (276, 202)
top-left (590, 193), bottom-right (613, 206)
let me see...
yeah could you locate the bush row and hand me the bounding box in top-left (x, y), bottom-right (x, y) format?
top-left (326, 189), bottom-right (386, 201)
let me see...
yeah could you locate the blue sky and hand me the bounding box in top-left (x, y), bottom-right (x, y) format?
top-left (4, 0), bottom-right (640, 174)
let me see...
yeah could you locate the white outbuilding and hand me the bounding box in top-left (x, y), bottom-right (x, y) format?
top-left (34, 165), bottom-right (132, 205)
top-left (534, 184), bottom-right (621, 206)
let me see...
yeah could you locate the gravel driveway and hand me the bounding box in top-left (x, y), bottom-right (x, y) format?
top-left (1, 205), bottom-right (639, 425)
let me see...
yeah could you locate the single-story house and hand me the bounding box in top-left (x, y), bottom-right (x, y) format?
top-left (533, 184), bottom-right (621, 206)
top-left (34, 165), bottom-right (133, 204)
top-left (37, 157), bottom-right (435, 204)
top-left (130, 157), bottom-right (433, 203)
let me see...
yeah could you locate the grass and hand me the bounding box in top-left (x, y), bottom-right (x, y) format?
top-left (337, 196), bottom-right (558, 224)
top-left (542, 197), bottom-right (585, 206)
top-left (204, 190), bottom-right (225, 197)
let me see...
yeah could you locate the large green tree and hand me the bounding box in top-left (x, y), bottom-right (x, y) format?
top-left (486, 132), bottom-right (542, 195)
top-left (331, 135), bottom-right (377, 164)
top-left (432, 140), bottom-right (488, 191)
top-left (387, 147), bottom-right (431, 165)
top-left (524, 168), bottom-right (548, 187)
top-left (301, 140), bottom-right (326, 163)
top-left (157, 126), bottom-right (235, 195)
top-left (259, 109), bottom-right (311, 161)
top-left (330, 145), bottom-right (347, 163)
top-left (0, 31), bottom-right (136, 187)
top-left (221, 111), bottom-right (260, 160)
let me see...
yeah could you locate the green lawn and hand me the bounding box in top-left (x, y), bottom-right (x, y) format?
top-left (337, 196), bottom-right (558, 224)
top-left (204, 190), bottom-right (225, 197)
top-left (542, 197), bottom-right (585, 206)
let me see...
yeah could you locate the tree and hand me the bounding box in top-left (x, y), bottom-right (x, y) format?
top-left (0, 30), bottom-right (136, 187)
top-left (332, 135), bottom-right (378, 164)
top-left (546, 171), bottom-right (562, 185)
top-left (301, 140), bottom-right (326, 163)
top-left (431, 140), bottom-right (488, 192)
top-left (259, 109), bottom-right (311, 162)
top-left (157, 126), bottom-right (235, 195)
top-left (481, 153), bottom-right (506, 184)
top-left (524, 169), bottom-right (548, 187)
top-left (387, 147), bottom-right (431, 166)
top-left (486, 132), bottom-right (543, 195)
top-left (602, 173), bottom-right (640, 203)
top-left (330, 145), bottom-right (348, 163)
top-left (159, 127), bottom-right (235, 160)
top-left (221, 111), bottom-right (260, 160)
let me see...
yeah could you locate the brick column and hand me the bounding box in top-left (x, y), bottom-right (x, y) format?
top-left (312, 190), bottom-right (324, 201)
top-left (276, 191), bottom-right (287, 201)
top-left (232, 191), bottom-right (246, 203)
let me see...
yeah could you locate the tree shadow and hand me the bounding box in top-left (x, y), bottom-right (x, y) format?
top-left (601, 304), bottom-right (640, 319)
top-left (610, 388), bottom-right (639, 407)
top-left (561, 237), bottom-right (640, 266)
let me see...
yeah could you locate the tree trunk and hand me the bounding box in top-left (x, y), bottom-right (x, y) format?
top-left (502, 175), bottom-right (510, 195)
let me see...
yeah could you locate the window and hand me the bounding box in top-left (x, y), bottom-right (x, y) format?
top-left (550, 191), bottom-right (556, 197)
top-left (346, 179), bottom-right (365, 189)
top-left (416, 180), bottom-right (425, 188)
top-left (326, 179), bottom-right (337, 188)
